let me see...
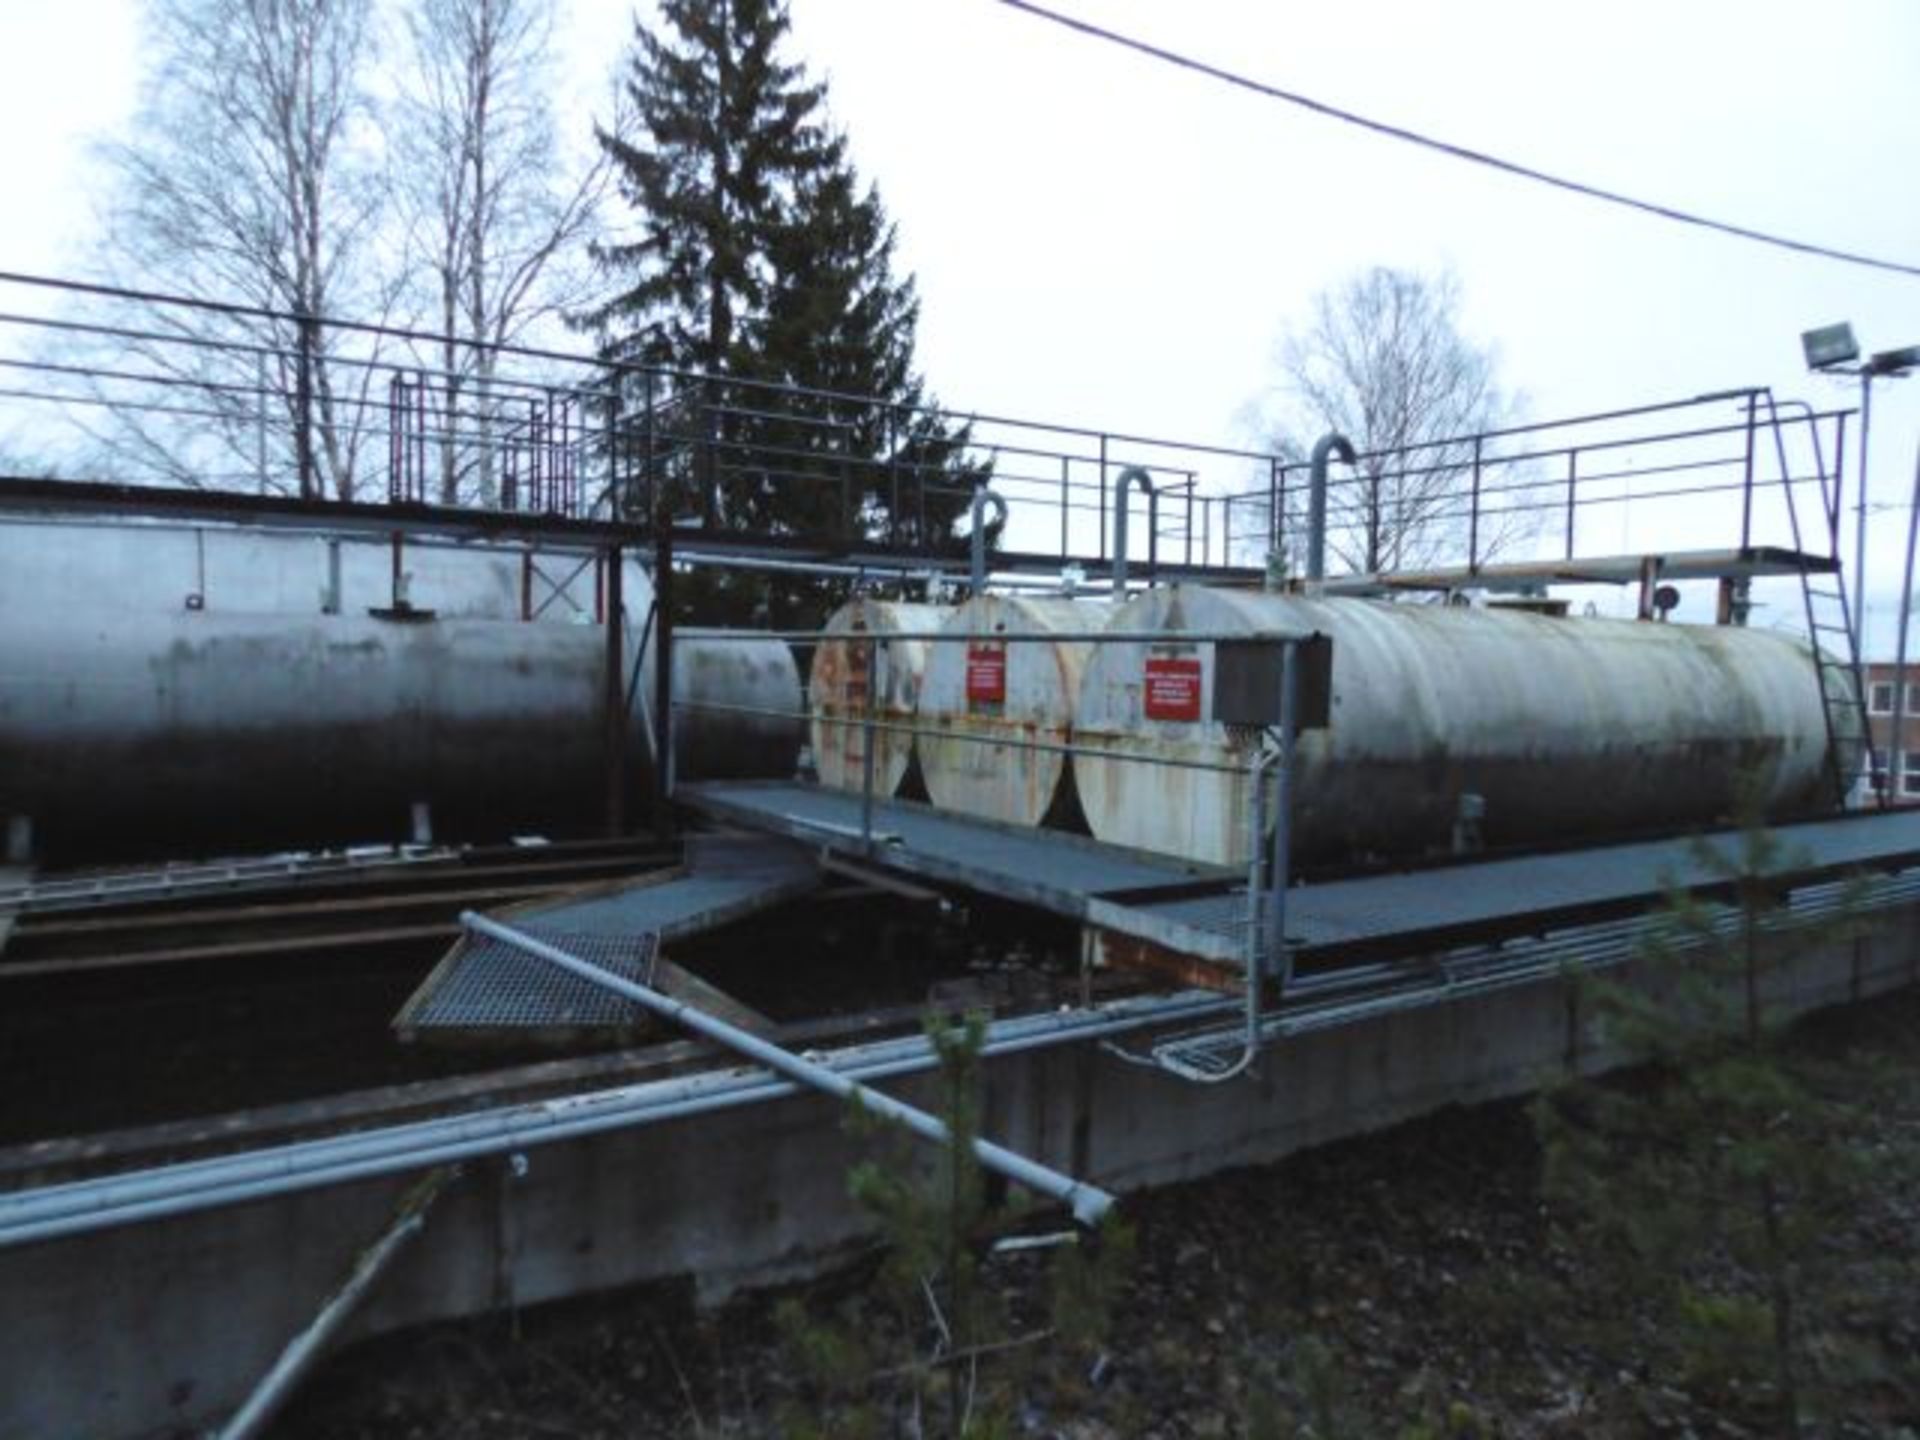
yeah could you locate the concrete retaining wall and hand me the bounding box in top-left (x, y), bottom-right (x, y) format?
top-left (1, 914), bottom-right (1913, 1439)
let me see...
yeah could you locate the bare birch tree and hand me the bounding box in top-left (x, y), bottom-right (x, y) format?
top-left (396, 0), bottom-right (607, 506)
top-left (86, 0), bottom-right (394, 500)
top-left (1256, 267), bottom-right (1529, 577)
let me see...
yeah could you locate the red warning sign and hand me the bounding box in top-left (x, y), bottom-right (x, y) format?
top-left (966, 644), bottom-right (1007, 706)
top-left (1144, 656), bottom-right (1203, 722)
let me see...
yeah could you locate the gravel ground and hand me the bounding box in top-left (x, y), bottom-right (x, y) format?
top-left (277, 987), bottom-right (1920, 1440)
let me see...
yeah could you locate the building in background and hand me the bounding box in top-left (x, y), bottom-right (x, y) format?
top-left (1862, 661), bottom-right (1920, 804)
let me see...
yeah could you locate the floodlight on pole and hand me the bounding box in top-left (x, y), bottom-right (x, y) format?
top-left (1801, 321), bottom-right (1860, 371)
top-left (1867, 344), bottom-right (1920, 378)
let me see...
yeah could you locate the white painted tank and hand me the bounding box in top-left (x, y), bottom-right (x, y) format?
top-left (807, 599), bottom-right (945, 796)
top-left (914, 594), bottom-right (1110, 827)
top-left (1072, 585), bottom-right (1842, 866)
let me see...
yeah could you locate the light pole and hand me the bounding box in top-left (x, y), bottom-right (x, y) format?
top-left (1802, 324), bottom-right (1919, 802)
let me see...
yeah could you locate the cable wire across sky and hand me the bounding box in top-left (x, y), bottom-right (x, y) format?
top-left (989, 0), bottom-right (1920, 282)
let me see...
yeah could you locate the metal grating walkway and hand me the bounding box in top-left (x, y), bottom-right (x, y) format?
top-left (399, 930), bottom-right (659, 1030)
top-left (681, 781), bottom-right (1920, 972)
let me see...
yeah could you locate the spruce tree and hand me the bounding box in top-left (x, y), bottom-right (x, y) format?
top-left (590, 0), bottom-right (983, 623)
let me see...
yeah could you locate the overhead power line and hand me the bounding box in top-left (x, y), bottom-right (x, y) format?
top-left (988, 0), bottom-right (1920, 281)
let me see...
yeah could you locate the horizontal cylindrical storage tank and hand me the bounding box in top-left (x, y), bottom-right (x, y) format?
top-left (676, 634), bottom-right (806, 782)
top-left (0, 516), bottom-right (629, 621)
top-left (807, 599), bottom-right (946, 796)
top-left (914, 594), bottom-right (1109, 828)
top-left (1073, 586), bottom-right (1841, 867)
top-left (0, 520), bottom-right (802, 861)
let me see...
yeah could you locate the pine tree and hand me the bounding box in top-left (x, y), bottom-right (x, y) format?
top-left (590, 0), bottom-right (983, 623)
top-left (1532, 813), bottom-right (1890, 1434)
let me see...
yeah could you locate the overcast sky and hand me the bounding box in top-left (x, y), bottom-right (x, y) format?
top-left (2, 0), bottom-right (1917, 643)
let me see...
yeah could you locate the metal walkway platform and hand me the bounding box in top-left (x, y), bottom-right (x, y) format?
top-left (681, 781), bottom-right (1920, 976)
top-left (393, 835), bottom-right (810, 1037)
top-left (1318, 545), bottom-right (1837, 597)
top-left (678, 781), bottom-right (1247, 960)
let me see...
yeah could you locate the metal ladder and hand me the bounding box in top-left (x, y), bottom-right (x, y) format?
top-left (1760, 391), bottom-right (1879, 810)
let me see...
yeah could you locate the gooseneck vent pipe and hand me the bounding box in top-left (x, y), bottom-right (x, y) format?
top-left (970, 485), bottom-right (1009, 594)
top-left (1112, 466), bottom-right (1157, 597)
top-left (1306, 434), bottom-right (1356, 582)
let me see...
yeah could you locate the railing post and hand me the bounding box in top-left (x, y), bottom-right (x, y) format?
top-left (641, 369), bottom-right (656, 533)
top-left (1467, 436), bottom-right (1483, 570)
top-left (651, 505), bottom-right (675, 840)
top-left (887, 406), bottom-right (901, 549)
top-left (604, 544), bottom-right (626, 836)
top-left (860, 631), bottom-right (879, 857)
top-left (1097, 433), bottom-right (1108, 561)
top-left (1740, 393), bottom-right (1758, 550)
top-left (1564, 448), bottom-right (1579, 561)
top-left (1059, 455), bottom-right (1070, 560)
top-left (1185, 474), bottom-right (1195, 569)
top-left (294, 306), bottom-right (317, 501)
top-left (1267, 457), bottom-right (1279, 574)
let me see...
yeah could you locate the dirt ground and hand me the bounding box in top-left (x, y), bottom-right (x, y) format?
top-left (275, 987), bottom-right (1920, 1440)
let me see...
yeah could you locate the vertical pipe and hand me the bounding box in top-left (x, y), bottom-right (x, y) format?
top-left (604, 545), bottom-right (627, 837)
top-left (1265, 641), bottom-right (1298, 990)
top-left (1112, 467), bottom-right (1155, 597)
top-left (970, 486), bottom-right (1007, 594)
top-left (1307, 434), bottom-right (1356, 582)
top-left (1240, 743), bottom-right (1269, 1044)
top-left (1856, 374), bottom-right (1874, 665)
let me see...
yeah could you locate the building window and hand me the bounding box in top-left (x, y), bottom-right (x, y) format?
top-left (1905, 752), bottom-right (1920, 797)
top-left (1871, 682), bottom-right (1895, 715)
top-left (1908, 683), bottom-right (1920, 713)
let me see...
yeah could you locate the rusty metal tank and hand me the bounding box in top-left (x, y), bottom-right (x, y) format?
top-left (1072, 585), bottom-right (1842, 866)
top-left (913, 594), bottom-right (1110, 827)
top-left (0, 518), bottom-right (801, 860)
top-left (807, 599), bottom-right (946, 796)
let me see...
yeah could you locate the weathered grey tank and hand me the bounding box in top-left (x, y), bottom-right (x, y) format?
top-left (913, 595), bottom-right (1112, 828)
top-left (807, 599), bottom-right (946, 798)
top-left (0, 519), bottom-right (801, 860)
top-left (1072, 586), bottom-right (1844, 866)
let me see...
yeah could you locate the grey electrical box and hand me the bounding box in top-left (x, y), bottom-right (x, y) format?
top-left (1212, 635), bottom-right (1333, 729)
